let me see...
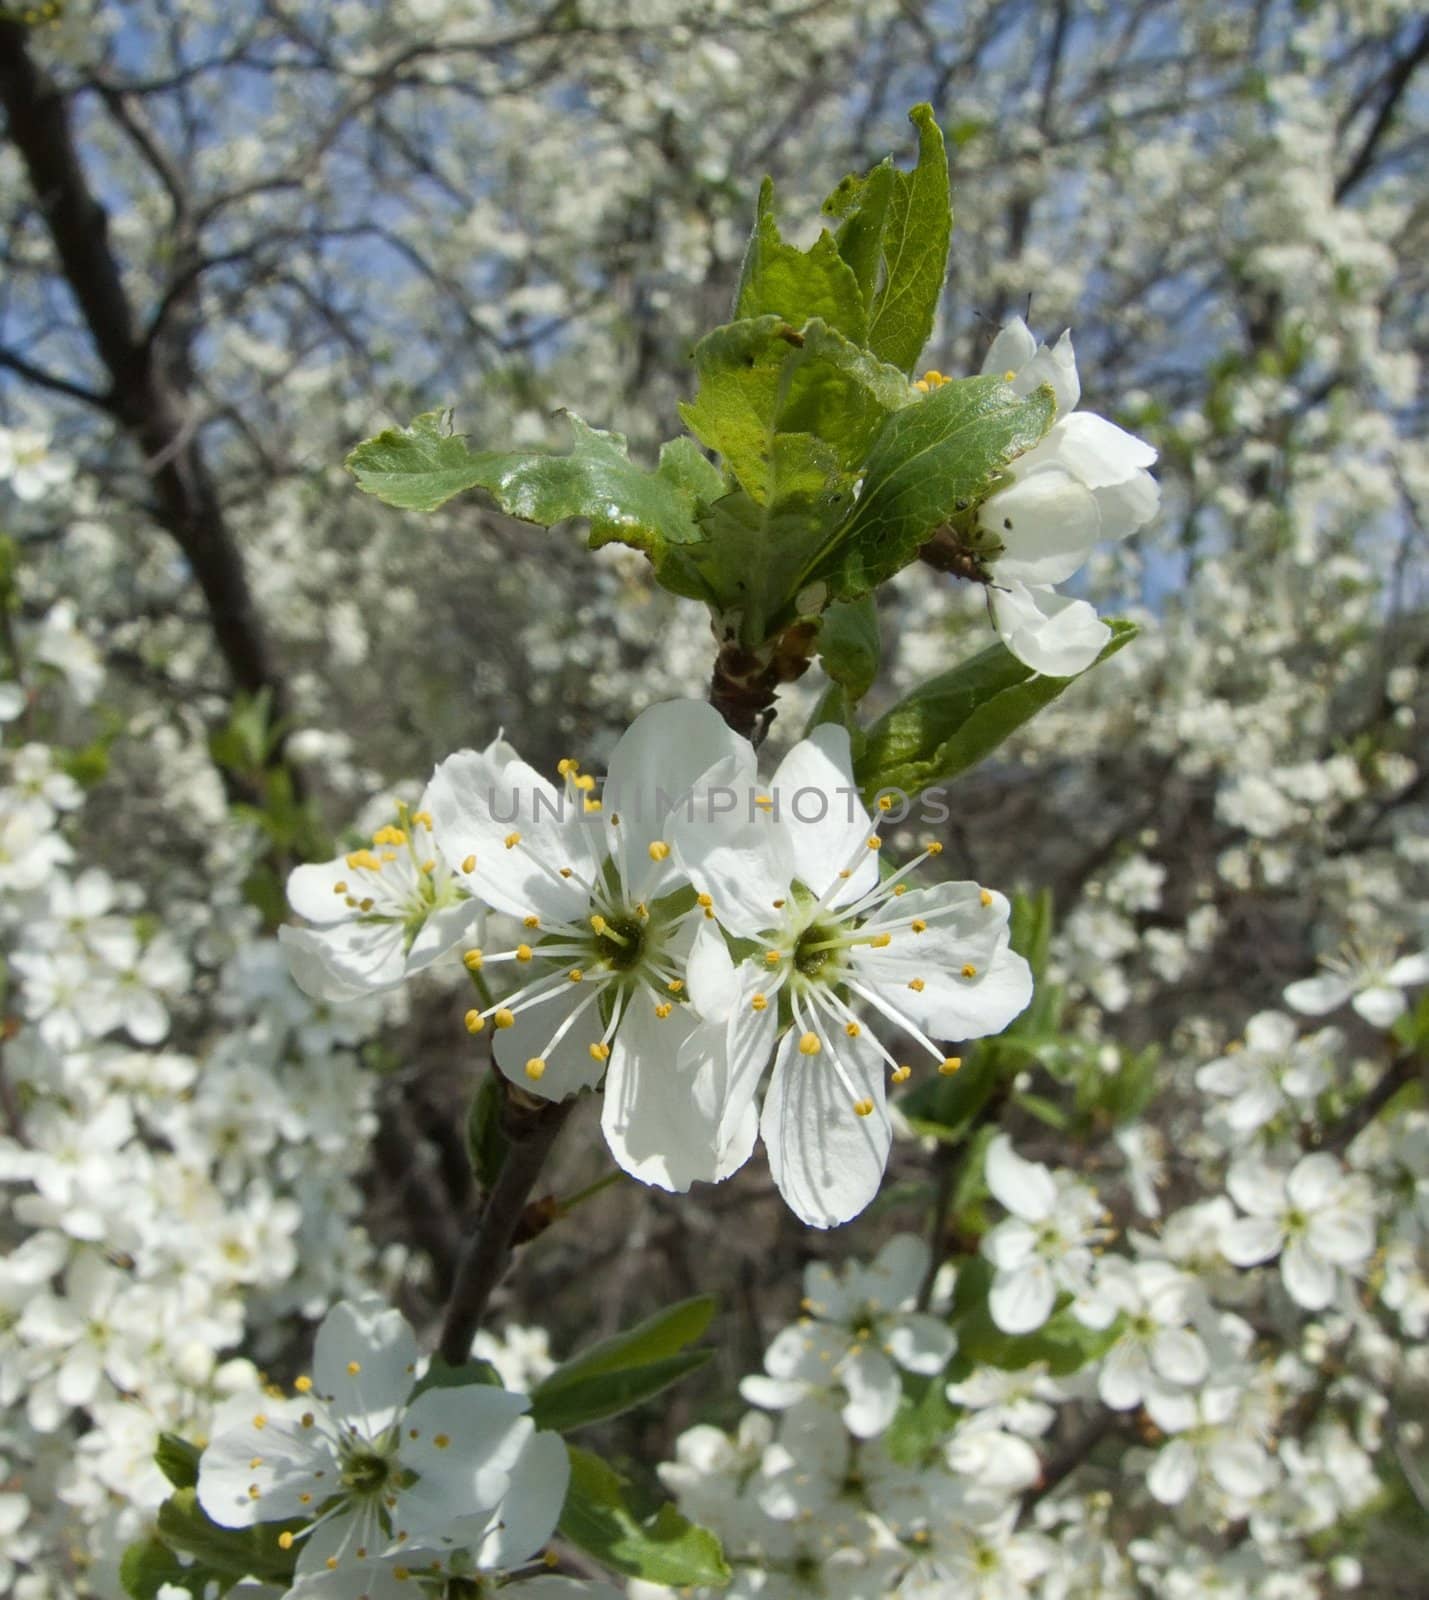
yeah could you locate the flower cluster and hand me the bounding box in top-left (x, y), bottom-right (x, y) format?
top-left (283, 701), bottom-right (1033, 1228)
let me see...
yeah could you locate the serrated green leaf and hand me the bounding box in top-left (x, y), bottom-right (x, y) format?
top-left (120, 1534), bottom-right (223, 1600)
top-left (530, 1349), bottom-right (712, 1432)
top-left (466, 1070), bottom-right (509, 1194)
top-left (559, 1447), bottom-right (730, 1587)
top-left (855, 622), bottom-right (1138, 798)
top-left (818, 593), bottom-right (880, 702)
top-left (535, 1295), bottom-right (716, 1394)
top-left (154, 1433), bottom-right (202, 1490)
top-left (736, 178), bottom-right (867, 343)
top-left (808, 375), bottom-right (1056, 603)
top-left (863, 105), bottom-right (952, 374)
top-left (155, 1490), bottom-right (297, 1587)
top-left (346, 412), bottom-right (709, 571)
top-left (823, 158), bottom-right (895, 306)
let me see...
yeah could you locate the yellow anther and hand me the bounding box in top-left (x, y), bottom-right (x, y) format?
top-left (845, 1021), bottom-right (861, 1037)
top-left (772, 897), bottom-right (786, 909)
top-left (393, 1568), bottom-right (410, 1583)
top-left (372, 825), bottom-right (408, 846)
top-left (250, 1456), bottom-right (263, 1469)
top-left (838, 868), bottom-right (852, 879)
top-left (961, 963), bottom-right (978, 978)
top-left (568, 968), bottom-right (584, 983)
top-left (463, 949), bottom-right (484, 971)
top-left (525, 1058), bottom-right (546, 1081)
top-left (345, 896), bottom-right (358, 908)
top-left (667, 978), bottom-right (684, 993)
top-left (332, 880), bottom-right (348, 895)
top-left (345, 849), bottom-right (381, 872)
top-left (867, 836), bottom-right (882, 850)
top-left (294, 1375), bottom-right (312, 1394)
top-left (583, 797), bottom-right (602, 813)
top-left (300, 1412), bottom-right (315, 1429)
top-left (495, 1008), bottom-right (516, 1029)
top-left (765, 950), bottom-right (783, 966)
top-left (464, 1009), bottom-right (486, 1035)
top-left (279, 1532), bottom-right (295, 1551)
top-left (799, 1032), bottom-right (822, 1056)
top-left (655, 1002), bottom-right (673, 1019)
top-left (573, 773), bottom-right (596, 792)
top-left (346, 1360), bottom-right (361, 1376)
top-left (434, 1434), bottom-right (450, 1449)
top-left (869, 932), bottom-right (892, 948)
top-left (755, 795), bottom-right (774, 810)
top-left (411, 811), bottom-right (433, 828)
top-left (648, 840), bottom-right (671, 861)
top-left (252, 1414), bottom-right (267, 1430)
top-left (980, 888), bottom-right (993, 907)
top-left (557, 758), bottom-right (579, 777)
top-left (460, 854), bottom-right (476, 874)
top-left (939, 1056), bottom-right (963, 1076)
top-left (877, 795), bottom-right (894, 812)
top-left (926, 841), bottom-right (943, 855)
top-left (326, 1558), bottom-right (339, 1571)
top-left (1003, 368), bottom-right (1017, 382)
top-left (751, 993), bottom-right (768, 1012)
top-left (894, 883), bottom-right (908, 896)
top-left (854, 1098), bottom-right (875, 1117)
top-left (590, 914), bottom-right (608, 934)
top-left (891, 1065), bottom-right (912, 1084)
top-left (359, 897), bottom-right (374, 912)
top-left (420, 858), bottom-right (436, 874)
top-left (911, 919), bottom-right (927, 934)
top-left (908, 977), bottom-right (925, 992)
top-left (516, 944), bottom-right (533, 963)
top-left (589, 1042), bottom-right (610, 1061)
top-left (697, 893), bottom-right (713, 909)
top-left (543, 1550), bottom-right (560, 1569)
top-left (504, 832), bottom-right (521, 849)
top-left (299, 1492), bottom-right (312, 1505)
top-left (559, 867), bottom-right (573, 878)
top-left (381, 849), bottom-right (398, 863)
top-left (523, 915), bottom-right (541, 929)
top-left (635, 901), bottom-right (648, 918)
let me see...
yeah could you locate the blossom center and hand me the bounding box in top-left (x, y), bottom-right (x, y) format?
top-left (793, 919), bottom-right (843, 981)
top-left (594, 912), bottom-right (648, 971)
top-left (341, 1445), bottom-right (393, 1495)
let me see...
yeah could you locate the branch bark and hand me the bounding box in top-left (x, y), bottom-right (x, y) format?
top-left (0, 23), bottom-right (300, 802)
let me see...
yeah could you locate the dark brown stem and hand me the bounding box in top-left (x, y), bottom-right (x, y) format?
top-left (1319, 1050), bottom-right (1423, 1156)
top-left (1025, 1409), bottom-right (1125, 1508)
top-left (707, 621), bottom-right (818, 743)
top-left (437, 1091), bottom-right (573, 1365)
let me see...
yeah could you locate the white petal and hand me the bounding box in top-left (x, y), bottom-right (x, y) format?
top-left (1386, 951), bottom-right (1429, 985)
top-left (989, 581), bottom-right (1110, 678)
top-left (1306, 1206), bottom-right (1374, 1267)
top-left (760, 1029), bottom-right (890, 1229)
top-left (685, 918), bottom-right (738, 1022)
top-left (428, 748), bottom-right (593, 925)
top-left (669, 751), bottom-right (794, 937)
top-left (984, 1135), bottom-right (1056, 1222)
top-left (980, 1217), bottom-right (1038, 1272)
top-left (1150, 1327), bottom-right (1208, 1387)
top-left (475, 1429), bottom-right (569, 1568)
top-left (1281, 972), bottom-right (1353, 1016)
top-left (1033, 411), bottom-right (1158, 488)
top-left (1286, 1153), bottom-right (1340, 1211)
top-left (287, 857), bottom-right (363, 925)
top-left (602, 700), bottom-right (748, 896)
top-left (1280, 1238), bottom-right (1335, 1310)
top-left (1351, 984), bottom-right (1406, 1028)
top-left (313, 1297), bottom-right (419, 1431)
top-left (1147, 1439), bottom-right (1196, 1505)
top-left (1226, 1161), bottom-right (1284, 1218)
top-left (1219, 1216), bottom-right (1283, 1267)
top-left (770, 725), bottom-right (878, 904)
top-left (407, 899), bottom-right (483, 972)
top-left (400, 1387), bottom-right (533, 1538)
top-left (867, 1233), bottom-right (928, 1308)
top-left (980, 318), bottom-right (1038, 378)
top-left (198, 1397), bottom-right (335, 1528)
top-left (1209, 1439), bottom-right (1274, 1500)
top-left (1097, 1343), bottom-right (1147, 1410)
top-left (981, 467), bottom-right (1101, 586)
top-left (278, 922), bottom-right (406, 1002)
top-left (885, 1313), bottom-right (956, 1375)
top-left (839, 1346), bottom-right (901, 1438)
top-left (491, 981), bottom-right (608, 1103)
top-left (1091, 469), bottom-right (1159, 539)
top-left (988, 1261), bottom-right (1055, 1334)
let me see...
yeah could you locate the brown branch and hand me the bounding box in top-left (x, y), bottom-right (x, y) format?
top-left (1319, 1051), bottom-right (1423, 1156)
top-left (437, 1088), bottom-right (573, 1366)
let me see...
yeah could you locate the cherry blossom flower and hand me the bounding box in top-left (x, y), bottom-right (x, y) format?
top-left (973, 318), bottom-right (1159, 677)
top-left (198, 1298), bottom-right (559, 1578)
top-left (1195, 1011), bottom-right (1338, 1134)
top-left (980, 1136), bottom-right (1113, 1334)
top-left (280, 790), bottom-right (482, 1002)
top-left (1282, 938), bottom-right (1429, 1028)
top-left (1219, 1152), bottom-right (1376, 1310)
top-left (672, 723), bottom-right (1031, 1227)
top-left (429, 700), bottom-right (755, 1192)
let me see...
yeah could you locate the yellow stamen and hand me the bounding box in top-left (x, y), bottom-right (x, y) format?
top-left (589, 1042), bottom-right (610, 1061)
top-left (655, 1002), bottom-right (673, 1019)
top-left (523, 915), bottom-right (540, 928)
top-left (648, 840), bottom-right (671, 861)
top-left (911, 919), bottom-right (927, 934)
top-left (344, 849), bottom-right (381, 872)
top-left (574, 773), bottom-right (596, 792)
top-left (411, 811), bottom-right (433, 828)
top-left (373, 825), bottom-right (408, 846)
top-left (332, 880), bottom-right (348, 895)
top-left (867, 836), bottom-right (882, 850)
top-left (908, 978), bottom-right (925, 992)
top-left (697, 893), bottom-right (713, 909)
top-left (877, 795), bottom-right (893, 812)
top-left (667, 978), bottom-right (684, 993)
top-left (869, 932), bottom-right (892, 948)
top-left (798, 1032), bottom-right (822, 1056)
top-left (568, 968), bottom-right (584, 983)
top-left (294, 1375), bottom-right (312, 1393)
top-left (891, 1065), bottom-right (912, 1084)
top-left (751, 993), bottom-right (768, 1012)
top-left (464, 1009), bottom-right (485, 1035)
top-left (939, 1056), bottom-right (962, 1076)
top-left (252, 1414), bottom-right (267, 1430)
top-left (961, 963), bottom-right (977, 978)
top-left (557, 758), bottom-right (579, 777)
top-left (461, 854), bottom-right (476, 873)
top-left (433, 1434), bottom-right (450, 1449)
top-left (926, 841), bottom-right (943, 856)
top-left (494, 1008), bottom-right (516, 1029)
top-left (346, 1360), bottom-right (361, 1375)
top-left (583, 797), bottom-right (602, 813)
top-left (525, 1058), bottom-right (546, 1081)
top-left (765, 950), bottom-right (783, 966)
top-left (845, 1021), bottom-right (861, 1037)
top-left (854, 1098), bottom-right (874, 1117)
top-left (516, 944), bottom-right (533, 962)
top-left (279, 1533), bottom-right (294, 1551)
top-left (504, 832), bottom-right (521, 849)
top-left (463, 948), bottom-right (484, 970)
top-left (590, 914), bottom-right (608, 935)
top-left (980, 888), bottom-right (993, 907)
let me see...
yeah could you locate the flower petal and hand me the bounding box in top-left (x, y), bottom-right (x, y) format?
top-left (984, 1135), bottom-right (1057, 1222)
top-left (313, 1297), bottom-right (419, 1431)
top-left (989, 581), bottom-right (1110, 678)
top-left (988, 1260), bottom-right (1055, 1334)
top-left (982, 466), bottom-right (1101, 586)
top-left (491, 982), bottom-right (608, 1103)
top-left (279, 922), bottom-right (406, 1003)
top-left (770, 725), bottom-right (879, 905)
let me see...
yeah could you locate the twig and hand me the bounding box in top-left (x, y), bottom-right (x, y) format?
top-left (1319, 1051), bottom-right (1423, 1156)
top-left (437, 1090), bottom-right (573, 1365)
top-left (1025, 1409), bottom-right (1125, 1508)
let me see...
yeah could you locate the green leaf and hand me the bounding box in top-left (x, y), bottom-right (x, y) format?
top-left (883, 1371), bottom-right (961, 1467)
top-left (559, 1446), bottom-right (730, 1587)
top-left (466, 1070), bottom-right (509, 1194)
top-left (346, 411), bottom-right (710, 573)
top-left (409, 1353), bottom-right (502, 1401)
top-left (809, 374), bottom-right (1056, 602)
top-left (155, 1490), bottom-right (297, 1587)
top-left (120, 1534), bottom-right (223, 1600)
top-left (736, 178), bottom-right (867, 344)
top-left (530, 1349), bottom-right (712, 1432)
top-left (535, 1295), bottom-right (716, 1391)
top-left (817, 593), bottom-right (880, 702)
top-left (855, 622), bottom-right (1139, 798)
top-left (898, 1049), bottom-right (1001, 1139)
top-left (678, 316), bottom-right (911, 504)
top-left (836, 104), bottom-right (952, 374)
top-left (154, 1433), bottom-right (202, 1490)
